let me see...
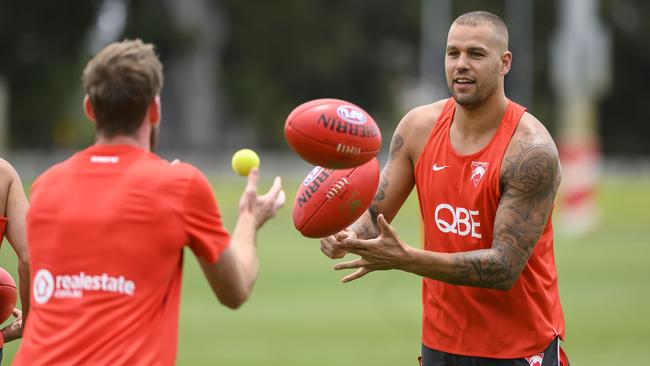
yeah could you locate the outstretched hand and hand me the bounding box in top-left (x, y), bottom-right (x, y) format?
top-left (320, 229), bottom-right (357, 259)
top-left (239, 168), bottom-right (286, 229)
top-left (334, 214), bottom-right (410, 283)
top-left (2, 308), bottom-right (23, 343)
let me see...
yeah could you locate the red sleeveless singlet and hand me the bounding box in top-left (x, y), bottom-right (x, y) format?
top-left (0, 216), bottom-right (6, 348)
top-left (413, 98), bottom-right (565, 358)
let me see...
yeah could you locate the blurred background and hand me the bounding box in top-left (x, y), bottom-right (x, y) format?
top-left (0, 0), bottom-right (649, 365)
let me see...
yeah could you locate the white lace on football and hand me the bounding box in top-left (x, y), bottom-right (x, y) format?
top-left (326, 177), bottom-right (351, 199)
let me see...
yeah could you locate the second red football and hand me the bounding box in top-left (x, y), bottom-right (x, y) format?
top-left (292, 158), bottom-right (380, 238)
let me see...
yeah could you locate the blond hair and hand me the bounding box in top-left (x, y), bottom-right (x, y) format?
top-left (83, 39), bottom-right (163, 137)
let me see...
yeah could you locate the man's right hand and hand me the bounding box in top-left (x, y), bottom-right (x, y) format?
top-left (238, 168), bottom-right (285, 229)
top-left (201, 168), bottom-right (285, 309)
top-left (320, 229), bottom-right (356, 259)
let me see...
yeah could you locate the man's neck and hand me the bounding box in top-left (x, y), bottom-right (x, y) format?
top-left (95, 134), bottom-right (150, 151)
top-left (448, 92), bottom-right (509, 155)
top-left (453, 93), bottom-right (509, 137)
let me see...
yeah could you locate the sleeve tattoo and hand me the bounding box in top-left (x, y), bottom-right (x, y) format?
top-left (451, 139), bottom-right (560, 290)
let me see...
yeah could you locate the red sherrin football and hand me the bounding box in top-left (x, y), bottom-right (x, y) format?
top-left (0, 266), bottom-right (17, 324)
top-left (292, 158), bottom-right (380, 238)
top-left (285, 98), bottom-right (382, 169)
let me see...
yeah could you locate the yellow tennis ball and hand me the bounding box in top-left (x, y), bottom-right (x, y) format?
top-left (231, 149), bottom-right (260, 176)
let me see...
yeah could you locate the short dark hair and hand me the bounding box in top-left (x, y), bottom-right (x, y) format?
top-left (453, 11), bottom-right (509, 49)
top-left (83, 39), bottom-right (164, 137)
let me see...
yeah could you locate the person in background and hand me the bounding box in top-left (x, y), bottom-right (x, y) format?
top-left (0, 159), bottom-right (30, 363)
top-left (15, 39), bottom-right (285, 365)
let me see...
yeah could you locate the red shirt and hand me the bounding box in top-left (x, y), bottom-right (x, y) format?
top-left (414, 99), bottom-right (565, 358)
top-left (15, 145), bottom-right (230, 365)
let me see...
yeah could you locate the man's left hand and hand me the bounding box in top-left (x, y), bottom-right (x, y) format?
top-left (2, 308), bottom-right (23, 343)
top-left (334, 214), bottom-right (411, 283)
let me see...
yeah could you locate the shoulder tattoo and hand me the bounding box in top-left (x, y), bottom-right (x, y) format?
top-left (500, 139), bottom-right (559, 220)
top-left (451, 138), bottom-right (560, 290)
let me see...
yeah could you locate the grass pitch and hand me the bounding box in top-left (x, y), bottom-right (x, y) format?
top-left (1, 175), bottom-right (648, 365)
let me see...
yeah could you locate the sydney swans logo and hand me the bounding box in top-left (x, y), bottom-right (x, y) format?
top-left (470, 161), bottom-right (489, 187)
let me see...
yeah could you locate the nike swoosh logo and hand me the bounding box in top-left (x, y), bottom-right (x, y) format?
top-left (432, 164), bottom-right (450, 171)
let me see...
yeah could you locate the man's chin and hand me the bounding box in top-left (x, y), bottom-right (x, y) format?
top-left (452, 94), bottom-right (481, 107)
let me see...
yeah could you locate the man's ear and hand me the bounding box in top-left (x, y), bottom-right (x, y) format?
top-left (148, 96), bottom-right (161, 125)
top-left (84, 95), bottom-right (97, 123)
top-left (500, 51), bottom-right (512, 76)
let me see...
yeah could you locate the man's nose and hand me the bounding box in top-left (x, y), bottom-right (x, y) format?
top-left (455, 54), bottom-right (470, 72)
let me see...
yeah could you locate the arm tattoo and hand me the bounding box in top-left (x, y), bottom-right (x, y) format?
top-left (389, 134), bottom-right (404, 161)
top-left (500, 140), bottom-right (559, 222)
top-left (354, 133), bottom-right (405, 239)
top-left (368, 204), bottom-right (379, 226)
top-left (359, 174), bottom-right (387, 239)
top-left (375, 133), bottom-right (404, 203)
top-left (451, 139), bottom-right (560, 290)
top-left (350, 205), bottom-right (379, 239)
top-left (374, 176), bottom-right (388, 202)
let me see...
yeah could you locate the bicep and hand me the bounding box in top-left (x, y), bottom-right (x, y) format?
top-left (492, 139), bottom-right (561, 275)
top-left (4, 165), bottom-right (28, 258)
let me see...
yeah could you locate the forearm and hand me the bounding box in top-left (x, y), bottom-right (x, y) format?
top-left (202, 171), bottom-right (283, 309)
top-left (229, 211), bottom-right (259, 292)
top-left (400, 245), bottom-right (518, 290)
top-left (17, 256), bottom-right (29, 318)
top-left (349, 208), bottom-right (381, 239)
top-left (200, 211), bottom-right (259, 309)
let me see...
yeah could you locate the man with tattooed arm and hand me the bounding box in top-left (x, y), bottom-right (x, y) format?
top-left (320, 11), bottom-right (569, 366)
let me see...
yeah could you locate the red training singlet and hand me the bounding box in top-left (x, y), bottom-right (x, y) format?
top-left (0, 216), bottom-right (6, 348)
top-left (15, 145), bottom-right (230, 365)
top-left (0, 217), bottom-right (6, 239)
top-left (414, 98), bottom-right (565, 358)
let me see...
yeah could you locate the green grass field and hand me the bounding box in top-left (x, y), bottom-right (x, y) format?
top-left (0, 175), bottom-right (648, 365)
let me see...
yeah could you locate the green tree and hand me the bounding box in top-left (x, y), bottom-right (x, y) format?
top-left (0, 1), bottom-right (100, 148)
top-left (221, 0), bottom-right (420, 149)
